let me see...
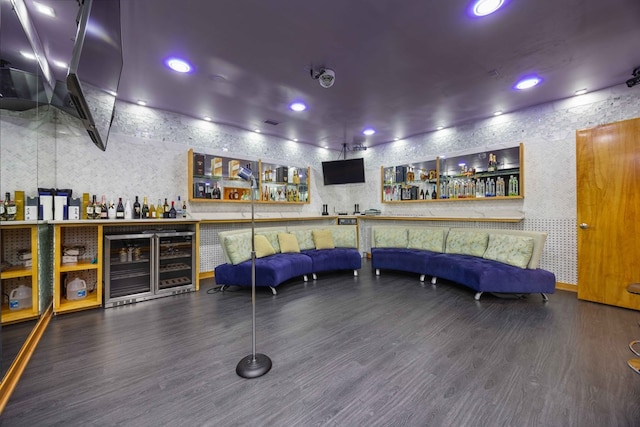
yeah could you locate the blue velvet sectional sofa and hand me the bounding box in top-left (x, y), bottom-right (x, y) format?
top-left (370, 226), bottom-right (556, 301)
top-left (214, 225), bottom-right (361, 294)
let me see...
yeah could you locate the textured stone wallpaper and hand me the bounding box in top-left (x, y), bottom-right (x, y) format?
top-left (2, 83), bottom-right (640, 284)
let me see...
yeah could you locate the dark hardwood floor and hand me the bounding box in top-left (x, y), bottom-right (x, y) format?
top-left (2, 260), bottom-right (640, 426)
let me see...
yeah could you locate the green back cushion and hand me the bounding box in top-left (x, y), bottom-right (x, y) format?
top-left (256, 230), bottom-right (281, 253)
top-left (223, 233), bottom-right (252, 265)
top-left (254, 235), bottom-right (276, 258)
top-left (483, 234), bottom-right (534, 269)
top-left (330, 227), bottom-right (357, 248)
top-left (407, 228), bottom-right (447, 252)
top-left (373, 228), bottom-right (408, 248)
top-left (445, 230), bottom-right (489, 257)
top-left (290, 229), bottom-right (315, 251)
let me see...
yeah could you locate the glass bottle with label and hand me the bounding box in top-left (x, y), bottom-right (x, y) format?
top-left (86, 194), bottom-right (95, 219)
top-left (155, 199), bottom-right (163, 219)
top-left (133, 196), bottom-right (141, 219)
top-left (163, 198), bottom-right (169, 218)
top-left (169, 201), bottom-right (177, 218)
top-left (4, 193), bottom-right (16, 221)
top-left (100, 196), bottom-right (108, 219)
top-left (176, 196), bottom-right (183, 218)
top-left (141, 196), bottom-right (149, 218)
top-left (116, 198), bottom-right (125, 219)
top-left (92, 195), bottom-right (101, 219)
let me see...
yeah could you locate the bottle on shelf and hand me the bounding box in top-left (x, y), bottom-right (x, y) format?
top-left (108, 199), bottom-right (116, 219)
top-left (116, 198), bottom-right (125, 219)
top-left (163, 198), bottom-right (169, 218)
top-left (169, 201), bottom-right (177, 218)
top-left (86, 194), bottom-right (95, 219)
top-left (3, 192), bottom-right (16, 221)
top-left (212, 182), bottom-right (221, 200)
top-left (181, 198), bottom-right (187, 218)
top-left (142, 196), bottom-right (149, 218)
top-left (0, 195), bottom-right (5, 220)
top-left (124, 198), bottom-right (133, 219)
top-left (176, 196), bottom-right (183, 218)
top-left (508, 175), bottom-right (519, 196)
top-left (82, 192), bottom-right (90, 220)
top-left (149, 199), bottom-right (156, 219)
top-left (100, 195), bottom-right (108, 219)
top-left (92, 194), bottom-right (101, 219)
top-left (155, 199), bottom-right (163, 219)
top-left (133, 196), bottom-right (141, 219)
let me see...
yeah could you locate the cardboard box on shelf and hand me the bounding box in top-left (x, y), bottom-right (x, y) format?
top-left (212, 157), bottom-right (223, 176)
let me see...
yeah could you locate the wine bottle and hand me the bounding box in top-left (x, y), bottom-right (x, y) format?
top-left (4, 192), bottom-right (16, 221)
top-left (133, 196), bottom-right (141, 219)
top-left (92, 194), bottom-right (101, 219)
top-left (169, 201), bottom-right (177, 218)
top-left (176, 196), bottom-right (183, 218)
top-left (163, 198), bottom-right (169, 218)
top-left (141, 196), bottom-right (149, 218)
top-left (149, 200), bottom-right (156, 219)
top-left (108, 199), bottom-right (116, 219)
top-left (100, 195), bottom-right (108, 219)
top-left (86, 194), bottom-right (95, 219)
top-left (124, 198), bottom-right (132, 219)
top-left (155, 199), bottom-right (163, 219)
top-left (0, 195), bottom-right (5, 220)
top-left (182, 198), bottom-right (187, 218)
top-left (116, 197), bottom-right (125, 219)
top-left (212, 183), bottom-right (221, 200)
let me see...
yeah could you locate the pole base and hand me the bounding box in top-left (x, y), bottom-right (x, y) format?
top-left (236, 353), bottom-right (272, 378)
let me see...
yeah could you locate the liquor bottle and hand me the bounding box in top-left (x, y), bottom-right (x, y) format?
top-left (0, 195), bottom-right (5, 220)
top-left (124, 199), bottom-right (132, 219)
top-left (212, 183), bottom-right (221, 200)
top-left (100, 196), bottom-right (108, 219)
top-left (176, 196), bottom-right (183, 218)
top-left (116, 198), bottom-right (125, 219)
top-left (4, 192), bottom-right (16, 221)
top-left (155, 199), bottom-right (163, 219)
top-left (86, 194), bottom-right (95, 219)
top-left (141, 196), bottom-right (149, 218)
top-left (108, 199), bottom-right (116, 219)
top-left (169, 201), bottom-right (177, 218)
top-left (182, 198), bottom-right (187, 218)
top-left (82, 193), bottom-right (90, 220)
top-left (92, 195), bottom-right (101, 219)
top-left (133, 196), bottom-right (141, 219)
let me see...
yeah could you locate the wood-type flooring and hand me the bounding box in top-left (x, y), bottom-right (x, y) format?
top-left (2, 260), bottom-right (640, 426)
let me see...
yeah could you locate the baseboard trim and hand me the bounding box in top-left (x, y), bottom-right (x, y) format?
top-left (0, 302), bottom-right (53, 414)
top-left (199, 271), bottom-right (214, 280)
top-left (556, 282), bottom-right (577, 293)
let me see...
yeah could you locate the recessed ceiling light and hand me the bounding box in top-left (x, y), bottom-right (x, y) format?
top-left (362, 128), bottom-right (376, 136)
top-left (575, 89), bottom-right (588, 96)
top-left (471, 0), bottom-right (505, 17)
top-left (514, 76), bottom-right (542, 90)
top-left (324, 146), bottom-right (329, 149)
top-left (493, 110), bottom-right (503, 116)
top-left (394, 137), bottom-right (399, 141)
top-left (254, 129), bottom-right (261, 133)
top-left (165, 58), bottom-right (192, 73)
top-left (293, 138), bottom-right (298, 142)
top-left (289, 102), bottom-right (307, 112)
top-left (20, 51), bottom-right (36, 60)
top-left (33, 2), bottom-right (55, 17)
top-left (436, 126), bottom-right (444, 130)
top-left (106, 90), bottom-right (117, 97)
top-left (203, 116), bottom-right (212, 121)
top-left (137, 100), bottom-right (147, 106)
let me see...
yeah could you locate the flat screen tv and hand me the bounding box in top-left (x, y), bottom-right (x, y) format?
top-left (322, 158), bottom-right (366, 185)
top-left (66, 0), bottom-right (123, 151)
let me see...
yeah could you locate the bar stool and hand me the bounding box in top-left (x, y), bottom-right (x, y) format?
top-left (627, 283), bottom-right (640, 375)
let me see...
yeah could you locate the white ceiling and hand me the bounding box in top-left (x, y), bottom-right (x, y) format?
top-left (4, 0), bottom-right (640, 150)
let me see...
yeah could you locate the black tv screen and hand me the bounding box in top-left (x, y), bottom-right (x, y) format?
top-left (322, 158), bottom-right (366, 185)
top-left (66, 0), bottom-right (123, 151)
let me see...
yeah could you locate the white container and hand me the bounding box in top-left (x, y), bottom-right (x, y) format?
top-left (9, 285), bottom-right (32, 311)
top-left (66, 277), bottom-right (87, 300)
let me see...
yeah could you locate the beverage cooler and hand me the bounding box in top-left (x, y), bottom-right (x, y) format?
top-left (104, 231), bottom-right (195, 307)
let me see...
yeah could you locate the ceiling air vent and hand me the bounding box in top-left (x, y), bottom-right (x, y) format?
top-left (264, 119), bottom-right (279, 125)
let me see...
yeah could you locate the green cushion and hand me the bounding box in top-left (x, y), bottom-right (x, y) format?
top-left (223, 233), bottom-right (252, 265)
top-left (330, 227), bottom-right (357, 248)
top-left (290, 229), bottom-right (315, 251)
top-left (407, 228), bottom-right (446, 252)
top-left (445, 230), bottom-right (488, 257)
top-left (373, 228), bottom-right (408, 248)
top-left (483, 234), bottom-right (534, 269)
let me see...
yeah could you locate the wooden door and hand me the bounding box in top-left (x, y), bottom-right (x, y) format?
top-left (576, 117), bottom-right (640, 310)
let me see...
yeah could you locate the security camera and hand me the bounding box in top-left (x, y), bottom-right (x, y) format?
top-left (311, 67), bottom-right (335, 88)
top-left (626, 66), bottom-right (640, 88)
